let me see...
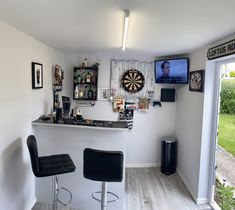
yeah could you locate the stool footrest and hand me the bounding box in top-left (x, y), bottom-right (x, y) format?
top-left (56, 187), bottom-right (73, 206)
top-left (92, 191), bottom-right (119, 203)
top-left (53, 175), bottom-right (73, 210)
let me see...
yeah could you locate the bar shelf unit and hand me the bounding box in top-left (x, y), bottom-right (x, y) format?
top-left (73, 66), bottom-right (98, 100)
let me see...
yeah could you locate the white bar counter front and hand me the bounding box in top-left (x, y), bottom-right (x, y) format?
top-left (32, 119), bottom-right (130, 210)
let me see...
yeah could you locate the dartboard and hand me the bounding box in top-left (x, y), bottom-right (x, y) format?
top-left (121, 69), bottom-right (145, 93)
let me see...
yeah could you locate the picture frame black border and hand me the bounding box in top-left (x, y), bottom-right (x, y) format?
top-left (189, 70), bottom-right (205, 92)
top-left (32, 62), bottom-right (43, 89)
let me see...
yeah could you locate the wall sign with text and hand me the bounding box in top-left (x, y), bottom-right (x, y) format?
top-left (207, 39), bottom-right (235, 60)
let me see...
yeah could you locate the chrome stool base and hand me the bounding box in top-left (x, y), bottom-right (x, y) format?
top-left (91, 182), bottom-right (119, 210)
top-left (53, 176), bottom-right (72, 210)
top-left (83, 148), bottom-right (123, 210)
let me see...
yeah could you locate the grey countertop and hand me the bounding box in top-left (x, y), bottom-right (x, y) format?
top-left (32, 118), bottom-right (133, 131)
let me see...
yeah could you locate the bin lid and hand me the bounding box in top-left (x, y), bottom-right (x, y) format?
top-left (160, 136), bottom-right (177, 143)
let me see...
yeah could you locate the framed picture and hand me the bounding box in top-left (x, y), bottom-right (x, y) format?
top-left (119, 109), bottom-right (134, 120)
top-left (138, 98), bottom-right (149, 110)
top-left (32, 62), bottom-right (43, 89)
top-left (189, 70), bottom-right (204, 92)
top-left (113, 98), bottom-right (125, 112)
top-left (53, 64), bottom-right (64, 91)
top-left (98, 88), bottom-right (111, 100)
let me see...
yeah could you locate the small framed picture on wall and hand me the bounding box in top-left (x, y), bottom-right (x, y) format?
top-left (98, 88), bottom-right (111, 100)
top-left (189, 70), bottom-right (204, 92)
top-left (32, 62), bottom-right (43, 89)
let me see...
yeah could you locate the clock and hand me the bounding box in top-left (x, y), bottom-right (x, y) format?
top-left (189, 70), bottom-right (204, 92)
top-left (121, 69), bottom-right (145, 93)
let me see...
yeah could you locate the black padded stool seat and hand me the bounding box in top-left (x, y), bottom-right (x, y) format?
top-left (83, 148), bottom-right (123, 182)
top-left (27, 135), bottom-right (76, 210)
top-left (38, 154), bottom-right (76, 177)
top-left (83, 148), bottom-right (124, 210)
top-left (27, 135), bottom-right (76, 177)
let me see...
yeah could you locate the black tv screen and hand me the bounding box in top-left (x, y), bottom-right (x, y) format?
top-left (154, 58), bottom-right (189, 84)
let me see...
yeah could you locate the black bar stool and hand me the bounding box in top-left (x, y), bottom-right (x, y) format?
top-left (27, 135), bottom-right (76, 210)
top-left (83, 148), bottom-right (124, 210)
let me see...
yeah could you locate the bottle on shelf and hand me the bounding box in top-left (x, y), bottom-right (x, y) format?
top-left (84, 85), bottom-right (88, 99)
top-left (86, 71), bottom-right (91, 83)
top-left (75, 108), bottom-right (83, 121)
top-left (79, 87), bottom-right (84, 98)
top-left (74, 85), bottom-right (79, 99)
top-left (88, 87), bottom-right (93, 99)
top-left (77, 74), bottom-right (81, 83)
top-left (70, 109), bottom-right (74, 118)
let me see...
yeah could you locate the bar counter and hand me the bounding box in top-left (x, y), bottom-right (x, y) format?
top-left (32, 117), bottom-right (129, 210)
top-left (32, 118), bottom-right (132, 131)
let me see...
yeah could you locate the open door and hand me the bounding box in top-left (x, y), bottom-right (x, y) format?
top-left (210, 60), bottom-right (235, 210)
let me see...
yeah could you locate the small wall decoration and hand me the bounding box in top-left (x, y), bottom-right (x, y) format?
top-left (98, 88), bottom-right (111, 100)
top-left (113, 98), bottom-right (125, 112)
top-left (121, 69), bottom-right (145, 93)
top-left (52, 64), bottom-right (64, 111)
top-left (53, 64), bottom-right (64, 91)
top-left (138, 98), bottom-right (149, 110)
top-left (32, 62), bottom-right (43, 89)
top-left (189, 70), bottom-right (205, 92)
top-left (119, 109), bottom-right (134, 121)
top-left (125, 101), bottom-right (138, 110)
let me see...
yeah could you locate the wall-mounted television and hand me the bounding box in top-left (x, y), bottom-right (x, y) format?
top-left (154, 58), bottom-right (189, 84)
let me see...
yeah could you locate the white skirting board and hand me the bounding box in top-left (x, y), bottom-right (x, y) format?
top-left (176, 168), bottom-right (208, 205)
top-left (126, 163), bottom-right (160, 168)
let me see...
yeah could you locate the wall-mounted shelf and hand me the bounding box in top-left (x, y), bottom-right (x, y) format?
top-left (73, 66), bottom-right (98, 100)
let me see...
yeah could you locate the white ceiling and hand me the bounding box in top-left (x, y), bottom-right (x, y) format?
top-left (0, 0), bottom-right (235, 56)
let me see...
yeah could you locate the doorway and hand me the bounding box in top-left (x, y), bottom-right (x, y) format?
top-left (210, 60), bottom-right (235, 210)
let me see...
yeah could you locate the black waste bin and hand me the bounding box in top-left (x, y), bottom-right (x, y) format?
top-left (161, 137), bottom-right (177, 175)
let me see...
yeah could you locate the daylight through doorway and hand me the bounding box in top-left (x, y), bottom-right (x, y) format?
top-left (213, 61), bottom-right (235, 210)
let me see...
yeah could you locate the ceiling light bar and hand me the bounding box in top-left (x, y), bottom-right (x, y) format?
top-left (122, 9), bottom-right (130, 51)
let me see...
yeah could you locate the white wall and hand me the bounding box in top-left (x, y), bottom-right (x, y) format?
top-left (175, 47), bottom-right (207, 202)
top-left (2, 15), bottom-right (234, 209)
top-left (62, 52), bottom-right (176, 166)
top-left (176, 33), bottom-right (235, 203)
top-left (0, 20), bottom-right (64, 210)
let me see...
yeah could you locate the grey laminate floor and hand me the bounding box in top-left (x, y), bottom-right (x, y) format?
top-left (32, 168), bottom-right (212, 210)
top-left (31, 202), bottom-right (79, 210)
top-left (125, 168), bottom-right (212, 210)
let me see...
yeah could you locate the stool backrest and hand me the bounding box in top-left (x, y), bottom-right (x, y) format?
top-left (27, 135), bottom-right (40, 176)
top-left (83, 148), bottom-right (124, 182)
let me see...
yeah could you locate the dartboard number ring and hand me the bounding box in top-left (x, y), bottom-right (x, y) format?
top-left (121, 69), bottom-right (145, 93)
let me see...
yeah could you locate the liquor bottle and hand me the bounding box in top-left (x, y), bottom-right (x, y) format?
top-left (88, 88), bottom-right (93, 99)
top-left (74, 85), bottom-right (79, 99)
top-left (84, 85), bottom-right (88, 99)
top-left (86, 71), bottom-right (91, 83)
top-left (79, 87), bottom-right (84, 98)
top-left (70, 109), bottom-right (74, 117)
top-left (77, 74), bottom-right (81, 83)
